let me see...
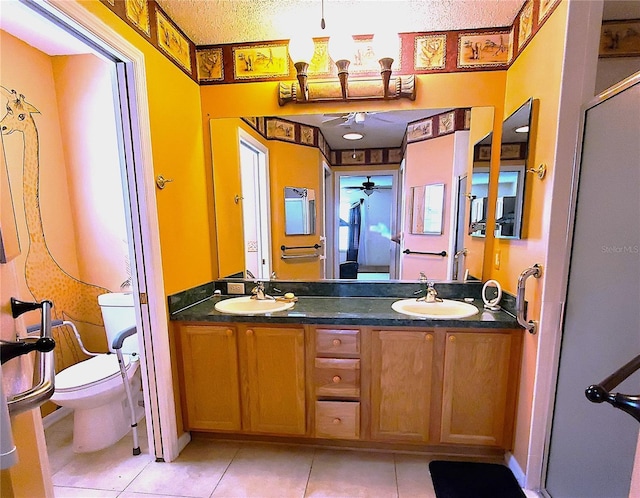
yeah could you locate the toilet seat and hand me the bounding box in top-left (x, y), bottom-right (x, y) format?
top-left (55, 353), bottom-right (137, 392)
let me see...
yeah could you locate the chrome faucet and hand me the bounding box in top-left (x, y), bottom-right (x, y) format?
top-left (251, 281), bottom-right (274, 301)
top-left (425, 281), bottom-right (441, 303)
top-left (416, 272), bottom-right (441, 303)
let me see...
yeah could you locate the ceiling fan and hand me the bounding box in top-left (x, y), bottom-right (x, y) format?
top-left (344, 176), bottom-right (392, 196)
top-left (322, 111), bottom-right (393, 127)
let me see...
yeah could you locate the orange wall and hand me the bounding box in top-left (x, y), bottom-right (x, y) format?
top-left (209, 118), bottom-right (245, 277)
top-left (80, 1), bottom-right (214, 296)
top-left (269, 141), bottom-right (323, 280)
top-left (465, 106), bottom-right (495, 280)
top-left (493, 2), bottom-right (569, 469)
top-left (402, 134), bottom-right (456, 280)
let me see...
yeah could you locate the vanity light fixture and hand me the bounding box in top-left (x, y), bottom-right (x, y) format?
top-left (280, 32), bottom-right (416, 106)
top-left (343, 132), bottom-right (364, 140)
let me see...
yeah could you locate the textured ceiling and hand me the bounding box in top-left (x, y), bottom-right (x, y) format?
top-left (156, 0), bottom-right (527, 46)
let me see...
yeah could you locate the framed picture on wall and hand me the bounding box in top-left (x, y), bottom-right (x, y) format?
top-left (599, 20), bottom-right (640, 57)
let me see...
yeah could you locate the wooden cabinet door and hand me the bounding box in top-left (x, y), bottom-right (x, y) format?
top-left (241, 326), bottom-right (306, 435)
top-left (440, 331), bottom-right (513, 447)
top-left (178, 325), bottom-right (241, 431)
top-left (370, 330), bottom-right (435, 442)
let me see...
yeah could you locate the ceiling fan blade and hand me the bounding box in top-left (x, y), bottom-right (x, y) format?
top-left (322, 116), bottom-right (348, 126)
top-left (369, 114), bottom-right (395, 123)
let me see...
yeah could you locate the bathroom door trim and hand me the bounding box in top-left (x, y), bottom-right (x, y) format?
top-left (39, 0), bottom-right (181, 462)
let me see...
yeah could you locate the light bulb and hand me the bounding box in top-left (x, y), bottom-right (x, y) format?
top-left (289, 36), bottom-right (315, 63)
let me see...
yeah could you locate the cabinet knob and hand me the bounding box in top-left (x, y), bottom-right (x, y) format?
top-left (332, 338), bottom-right (341, 346)
top-left (332, 375), bottom-right (341, 384)
top-left (226, 329), bottom-right (233, 337)
top-left (449, 335), bottom-right (456, 342)
top-left (332, 418), bottom-right (341, 425)
top-left (246, 329), bottom-right (254, 336)
top-left (425, 334), bottom-right (433, 341)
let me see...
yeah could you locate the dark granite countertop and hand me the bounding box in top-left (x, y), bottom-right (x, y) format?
top-left (170, 294), bottom-right (520, 329)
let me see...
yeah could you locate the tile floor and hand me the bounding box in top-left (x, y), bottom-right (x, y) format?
top-left (46, 414), bottom-right (533, 498)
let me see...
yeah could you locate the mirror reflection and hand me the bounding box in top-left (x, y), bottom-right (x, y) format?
top-left (411, 184), bottom-right (445, 235)
top-left (284, 187), bottom-right (316, 235)
top-left (211, 107), bottom-right (496, 283)
top-left (494, 98), bottom-right (533, 239)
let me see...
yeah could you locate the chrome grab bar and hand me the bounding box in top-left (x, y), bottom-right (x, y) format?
top-left (281, 253), bottom-right (319, 260)
top-left (585, 353), bottom-right (640, 423)
top-left (5, 298), bottom-right (56, 415)
top-left (516, 264), bottom-right (542, 334)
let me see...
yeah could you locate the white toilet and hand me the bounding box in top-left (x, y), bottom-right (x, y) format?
top-left (51, 292), bottom-right (142, 453)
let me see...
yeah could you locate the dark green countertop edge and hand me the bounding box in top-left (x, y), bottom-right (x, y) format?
top-left (168, 281), bottom-right (521, 330)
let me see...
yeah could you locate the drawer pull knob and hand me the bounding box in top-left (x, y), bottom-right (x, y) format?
top-left (332, 339), bottom-right (341, 346)
top-left (332, 375), bottom-right (341, 383)
top-left (425, 334), bottom-right (433, 341)
top-left (449, 335), bottom-right (456, 342)
top-left (226, 329), bottom-right (233, 337)
top-left (332, 418), bottom-right (341, 425)
top-left (247, 329), bottom-right (254, 336)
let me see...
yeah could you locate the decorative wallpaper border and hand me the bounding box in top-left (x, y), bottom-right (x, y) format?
top-left (99, 0), bottom-right (567, 86)
top-left (241, 108), bottom-right (471, 167)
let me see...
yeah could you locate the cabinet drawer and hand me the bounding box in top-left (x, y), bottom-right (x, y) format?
top-left (316, 329), bottom-right (360, 356)
top-left (315, 401), bottom-right (360, 439)
top-left (315, 358), bottom-right (360, 398)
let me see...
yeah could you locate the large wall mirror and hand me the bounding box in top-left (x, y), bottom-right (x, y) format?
top-left (211, 106), bottom-right (496, 282)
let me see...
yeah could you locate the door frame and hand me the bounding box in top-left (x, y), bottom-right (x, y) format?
top-left (332, 169), bottom-right (399, 279)
top-left (38, 0), bottom-right (181, 461)
top-left (238, 128), bottom-right (272, 279)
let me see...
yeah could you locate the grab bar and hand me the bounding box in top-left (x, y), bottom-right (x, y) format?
top-left (403, 249), bottom-right (447, 257)
top-left (281, 244), bottom-right (322, 251)
top-left (516, 264), bottom-right (542, 334)
top-left (281, 253), bottom-right (319, 260)
top-left (585, 353), bottom-right (640, 423)
top-left (5, 298), bottom-right (56, 415)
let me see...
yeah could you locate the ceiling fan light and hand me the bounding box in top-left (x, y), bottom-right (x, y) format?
top-left (343, 132), bottom-right (364, 140)
top-left (515, 125), bottom-right (529, 133)
top-left (363, 188), bottom-right (374, 196)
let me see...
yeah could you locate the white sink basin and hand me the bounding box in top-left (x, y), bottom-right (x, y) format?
top-left (391, 298), bottom-right (479, 319)
top-left (214, 296), bottom-right (295, 315)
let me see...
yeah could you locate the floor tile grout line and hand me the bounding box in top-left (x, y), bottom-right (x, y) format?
top-left (301, 447), bottom-right (316, 498)
top-left (393, 452), bottom-right (400, 498)
top-left (207, 442), bottom-right (242, 498)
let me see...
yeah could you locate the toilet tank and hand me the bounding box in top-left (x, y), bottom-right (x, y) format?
top-left (98, 292), bottom-right (138, 355)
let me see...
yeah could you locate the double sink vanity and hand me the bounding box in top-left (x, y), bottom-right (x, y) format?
top-left (169, 280), bottom-right (523, 458)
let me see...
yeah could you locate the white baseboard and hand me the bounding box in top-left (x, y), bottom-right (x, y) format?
top-left (176, 432), bottom-right (191, 456)
top-left (42, 407), bottom-right (72, 430)
top-left (506, 451), bottom-right (526, 487)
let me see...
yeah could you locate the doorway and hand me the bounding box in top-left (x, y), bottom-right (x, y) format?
top-left (239, 130), bottom-right (271, 279)
top-left (1, 0), bottom-right (175, 467)
top-left (333, 171), bottom-right (399, 280)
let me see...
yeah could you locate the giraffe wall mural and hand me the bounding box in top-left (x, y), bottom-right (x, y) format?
top-left (1, 34), bottom-right (132, 400)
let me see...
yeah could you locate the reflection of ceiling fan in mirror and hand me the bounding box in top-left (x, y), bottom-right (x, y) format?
top-left (322, 112), bottom-right (394, 127)
top-left (344, 176), bottom-right (391, 196)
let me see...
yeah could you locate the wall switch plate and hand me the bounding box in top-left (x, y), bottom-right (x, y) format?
top-left (227, 282), bottom-right (245, 295)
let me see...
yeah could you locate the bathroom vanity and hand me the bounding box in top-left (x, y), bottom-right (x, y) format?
top-left (169, 282), bottom-right (523, 458)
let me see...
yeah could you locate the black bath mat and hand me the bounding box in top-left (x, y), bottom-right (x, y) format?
top-left (429, 460), bottom-right (526, 498)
